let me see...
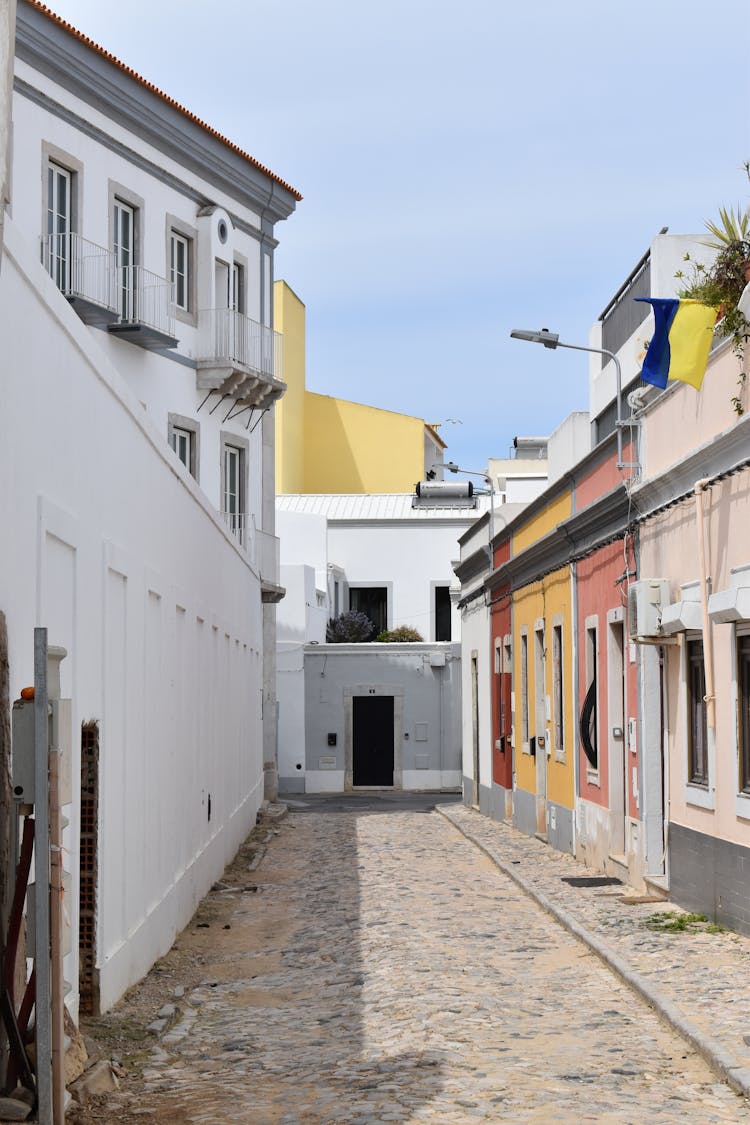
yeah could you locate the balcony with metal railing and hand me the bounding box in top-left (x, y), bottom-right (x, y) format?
top-left (219, 510), bottom-right (248, 549)
top-left (255, 527), bottom-right (284, 603)
top-left (43, 232), bottom-right (117, 327)
top-left (197, 308), bottom-right (286, 409)
top-left (107, 263), bottom-right (178, 350)
top-left (42, 233), bottom-right (177, 349)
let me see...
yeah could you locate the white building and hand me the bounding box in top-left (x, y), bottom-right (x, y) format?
top-left (275, 492), bottom-right (487, 794)
top-left (1, 0), bottom-right (298, 1013)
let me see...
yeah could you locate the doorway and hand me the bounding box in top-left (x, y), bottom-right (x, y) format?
top-left (353, 695), bottom-right (394, 786)
top-left (471, 652), bottom-right (480, 806)
top-left (608, 617), bottom-right (627, 859)
top-left (534, 626), bottom-right (547, 835)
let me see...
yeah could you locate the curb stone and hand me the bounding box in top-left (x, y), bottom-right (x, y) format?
top-left (436, 803), bottom-right (750, 1100)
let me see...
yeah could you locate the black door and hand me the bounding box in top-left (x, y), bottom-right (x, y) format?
top-left (353, 695), bottom-right (394, 786)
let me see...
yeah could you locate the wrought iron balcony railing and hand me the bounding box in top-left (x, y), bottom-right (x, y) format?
top-left (42, 233), bottom-right (176, 345)
top-left (198, 309), bottom-right (283, 382)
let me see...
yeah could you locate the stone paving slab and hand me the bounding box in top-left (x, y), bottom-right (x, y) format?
top-left (101, 804), bottom-right (750, 1124)
top-left (439, 802), bottom-right (750, 1097)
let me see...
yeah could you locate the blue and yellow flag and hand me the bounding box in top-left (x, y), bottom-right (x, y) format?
top-left (636, 297), bottom-right (717, 390)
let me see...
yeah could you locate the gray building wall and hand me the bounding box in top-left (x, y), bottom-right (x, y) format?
top-left (547, 800), bottom-right (575, 855)
top-left (491, 783), bottom-right (510, 822)
top-left (513, 786), bottom-right (537, 838)
top-left (304, 643), bottom-right (461, 791)
top-left (669, 822), bottom-right (750, 936)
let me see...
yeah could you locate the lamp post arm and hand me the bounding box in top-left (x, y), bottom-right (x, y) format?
top-left (549, 340), bottom-right (624, 468)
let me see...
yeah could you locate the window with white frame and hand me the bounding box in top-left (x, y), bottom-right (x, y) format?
top-left (168, 415), bottom-right (199, 480)
top-left (170, 232), bottom-right (190, 311)
top-left (552, 621), bottom-right (565, 758)
top-left (221, 437), bottom-right (247, 542)
top-left (498, 636), bottom-right (512, 753)
top-left (581, 624), bottom-right (598, 772)
top-left (687, 636), bottom-right (709, 787)
top-left (738, 631), bottom-right (750, 795)
top-left (113, 199), bottom-right (135, 320)
top-left (46, 161), bottom-right (72, 291)
top-left (520, 630), bottom-right (529, 748)
top-left (171, 426), bottom-right (191, 466)
top-left (348, 587), bottom-right (387, 638)
top-left (232, 262), bottom-right (245, 313)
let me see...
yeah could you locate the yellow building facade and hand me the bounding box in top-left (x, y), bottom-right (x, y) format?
top-left (274, 281), bottom-right (442, 494)
top-left (511, 486), bottom-right (576, 850)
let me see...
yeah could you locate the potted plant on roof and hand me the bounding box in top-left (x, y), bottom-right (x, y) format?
top-left (674, 202), bottom-right (750, 414)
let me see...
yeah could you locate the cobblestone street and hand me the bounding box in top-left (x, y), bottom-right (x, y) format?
top-left (91, 800), bottom-right (750, 1124)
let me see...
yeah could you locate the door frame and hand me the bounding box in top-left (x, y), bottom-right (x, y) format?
top-left (534, 620), bottom-right (547, 834)
top-left (344, 684), bottom-right (404, 791)
top-left (471, 651), bottom-right (480, 807)
top-left (607, 608), bottom-right (627, 859)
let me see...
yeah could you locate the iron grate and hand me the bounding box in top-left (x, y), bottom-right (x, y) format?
top-left (79, 721), bottom-right (100, 1015)
top-left (561, 876), bottom-right (622, 888)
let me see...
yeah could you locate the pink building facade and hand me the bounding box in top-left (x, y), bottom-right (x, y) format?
top-left (635, 341), bottom-right (750, 927)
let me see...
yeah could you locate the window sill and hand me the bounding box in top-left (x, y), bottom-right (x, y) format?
top-left (686, 783), bottom-right (714, 810)
top-left (175, 306), bottom-right (197, 328)
top-left (735, 793), bottom-right (750, 821)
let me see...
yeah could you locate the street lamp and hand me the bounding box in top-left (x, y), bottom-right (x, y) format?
top-left (438, 461), bottom-right (497, 565)
top-left (509, 328), bottom-right (636, 472)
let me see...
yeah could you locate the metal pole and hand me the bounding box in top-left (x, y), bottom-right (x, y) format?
top-left (548, 340), bottom-right (625, 469)
top-left (33, 627), bottom-right (52, 1125)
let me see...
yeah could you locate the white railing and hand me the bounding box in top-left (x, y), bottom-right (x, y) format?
top-left (42, 234), bottom-right (175, 338)
top-left (255, 528), bottom-right (280, 585)
top-left (219, 510), bottom-right (248, 549)
top-left (43, 232), bottom-right (116, 313)
top-left (117, 264), bottom-right (176, 338)
top-left (199, 309), bottom-right (283, 381)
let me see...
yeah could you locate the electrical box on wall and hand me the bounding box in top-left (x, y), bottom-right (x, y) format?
top-left (11, 698), bottom-right (35, 804)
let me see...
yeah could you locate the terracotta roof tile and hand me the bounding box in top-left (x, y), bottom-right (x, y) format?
top-left (26, 1), bottom-right (302, 202)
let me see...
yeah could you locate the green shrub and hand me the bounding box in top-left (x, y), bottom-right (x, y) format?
top-left (376, 625), bottom-right (424, 643)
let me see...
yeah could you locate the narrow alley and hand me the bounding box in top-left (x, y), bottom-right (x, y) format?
top-left (77, 800), bottom-right (750, 1125)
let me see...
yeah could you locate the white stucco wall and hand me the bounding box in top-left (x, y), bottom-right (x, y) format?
top-left (547, 411), bottom-right (591, 484)
top-left (303, 644), bottom-right (462, 793)
top-left (326, 521), bottom-right (464, 642)
top-left (11, 79), bottom-right (269, 522)
top-left (1, 217), bottom-right (266, 1011)
top-left (456, 521), bottom-right (493, 807)
top-left (588, 233), bottom-right (714, 424)
top-left (0, 0), bottom-right (14, 264)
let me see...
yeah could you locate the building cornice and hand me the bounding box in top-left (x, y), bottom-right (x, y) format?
top-left (16, 2), bottom-right (300, 224)
top-left (15, 78), bottom-right (276, 246)
top-left (631, 411), bottom-right (750, 522)
top-left (484, 482), bottom-right (630, 594)
top-left (453, 546), bottom-right (490, 584)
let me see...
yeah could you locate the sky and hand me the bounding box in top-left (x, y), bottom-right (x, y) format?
top-left (45, 0), bottom-right (750, 472)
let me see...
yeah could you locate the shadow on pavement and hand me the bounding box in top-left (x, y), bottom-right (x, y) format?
top-left (280, 790), bottom-right (463, 815)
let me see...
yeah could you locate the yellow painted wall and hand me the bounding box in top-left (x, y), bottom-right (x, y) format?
top-left (513, 490), bottom-right (571, 554)
top-left (274, 279), bottom-right (428, 494)
top-left (512, 567), bottom-right (574, 811)
top-left (274, 281), bottom-right (307, 493)
top-left (303, 394), bottom-right (425, 494)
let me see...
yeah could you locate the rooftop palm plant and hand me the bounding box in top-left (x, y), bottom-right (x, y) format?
top-left (675, 201), bottom-right (750, 413)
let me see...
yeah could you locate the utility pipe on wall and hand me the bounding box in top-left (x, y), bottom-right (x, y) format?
top-left (694, 479), bottom-right (716, 732)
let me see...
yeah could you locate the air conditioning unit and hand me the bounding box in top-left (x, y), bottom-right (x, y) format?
top-left (627, 579), bottom-right (671, 641)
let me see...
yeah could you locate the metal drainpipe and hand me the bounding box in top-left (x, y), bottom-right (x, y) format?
top-left (570, 560), bottom-right (579, 854)
top-left (694, 478), bottom-right (716, 732)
